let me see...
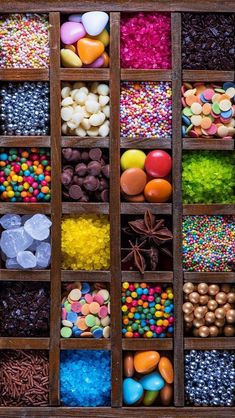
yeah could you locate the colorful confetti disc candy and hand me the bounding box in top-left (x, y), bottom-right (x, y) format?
top-left (144, 179), bottom-right (172, 203)
top-left (144, 150), bottom-right (172, 178)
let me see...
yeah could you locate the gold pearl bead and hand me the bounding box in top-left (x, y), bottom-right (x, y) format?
top-left (227, 292), bottom-right (235, 304)
top-left (208, 284), bottom-right (220, 296)
top-left (223, 325), bottom-right (235, 337)
top-left (215, 292), bottom-right (227, 305)
top-left (221, 284), bottom-right (231, 293)
top-left (198, 283), bottom-right (209, 295)
top-left (198, 325), bottom-right (209, 338)
top-left (226, 309), bottom-right (235, 324)
top-left (209, 325), bottom-right (219, 337)
top-left (183, 282), bottom-right (195, 294)
top-left (215, 307), bottom-right (225, 319)
top-left (205, 311), bottom-right (215, 324)
top-left (182, 302), bottom-right (194, 314)
top-left (207, 299), bottom-right (218, 311)
top-left (189, 292), bottom-right (200, 304)
top-left (199, 295), bottom-right (209, 305)
top-left (193, 318), bottom-right (205, 328)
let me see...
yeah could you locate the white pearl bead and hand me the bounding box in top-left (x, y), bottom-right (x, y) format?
top-left (97, 84), bottom-right (109, 96)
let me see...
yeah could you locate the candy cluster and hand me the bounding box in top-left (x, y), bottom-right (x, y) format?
top-left (182, 13), bottom-right (235, 70)
top-left (0, 82), bottom-right (50, 136)
top-left (60, 12), bottom-right (109, 68)
top-left (182, 151), bottom-right (235, 204)
top-left (123, 351), bottom-right (173, 406)
top-left (122, 282), bottom-right (174, 338)
top-left (182, 82), bottom-right (235, 138)
top-left (182, 216), bottom-right (235, 272)
top-left (61, 282), bottom-right (110, 339)
top-left (0, 214), bottom-right (51, 269)
top-left (185, 350), bottom-right (235, 406)
top-left (61, 215), bottom-right (110, 270)
top-left (61, 82), bottom-right (110, 137)
top-left (183, 282), bottom-right (235, 338)
top-left (120, 82), bottom-right (172, 138)
top-left (60, 350), bottom-right (111, 406)
top-left (0, 350), bottom-right (49, 406)
top-left (0, 148), bottom-right (51, 202)
top-left (0, 14), bottom-right (50, 68)
top-left (121, 13), bottom-right (171, 69)
top-left (120, 149), bottom-right (172, 202)
top-left (0, 282), bottom-right (50, 336)
top-left (62, 147), bottom-right (109, 202)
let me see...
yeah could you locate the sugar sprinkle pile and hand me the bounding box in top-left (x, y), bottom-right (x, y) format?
top-left (183, 216), bottom-right (235, 272)
top-left (120, 81), bottom-right (172, 138)
top-left (0, 14), bottom-right (50, 68)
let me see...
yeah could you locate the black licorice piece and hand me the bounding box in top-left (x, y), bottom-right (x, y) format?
top-left (182, 13), bottom-right (235, 70)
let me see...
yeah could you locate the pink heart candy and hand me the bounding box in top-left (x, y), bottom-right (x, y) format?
top-left (61, 22), bottom-right (86, 45)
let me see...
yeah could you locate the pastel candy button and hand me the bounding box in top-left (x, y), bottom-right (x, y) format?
top-left (67, 311), bottom-right (78, 323)
top-left (201, 117), bottom-right (212, 130)
top-left (85, 293), bottom-right (93, 303)
top-left (69, 288), bottom-right (81, 301)
top-left (61, 326), bottom-right (72, 338)
top-left (89, 301), bottom-right (100, 314)
top-left (76, 317), bottom-right (88, 330)
top-left (62, 319), bottom-right (73, 328)
top-left (81, 331), bottom-right (92, 337)
top-left (85, 314), bottom-right (96, 327)
top-left (93, 293), bottom-right (104, 305)
top-left (61, 307), bottom-right (67, 320)
top-left (101, 316), bottom-right (110, 326)
top-left (71, 301), bottom-right (82, 313)
top-left (139, 372), bottom-right (165, 391)
top-left (92, 327), bottom-right (103, 338)
top-left (225, 87), bottom-right (235, 98)
top-left (81, 282), bottom-right (90, 294)
top-left (60, 22), bottom-right (86, 45)
top-left (191, 102), bottom-right (202, 115)
top-left (202, 103), bottom-right (211, 115)
top-left (203, 88), bottom-right (214, 101)
top-left (82, 11), bottom-right (109, 36)
top-left (191, 115), bottom-right (202, 126)
top-left (219, 99), bottom-right (231, 111)
top-left (81, 303), bottom-right (90, 315)
top-left (99, 305), bottom-right (108, 318)
top-left (217, 125), bottom-right (229, 137)
top-left (98, 289), bottom-right (110, 301)
top-left (103, 325), bottom-right (110, 338)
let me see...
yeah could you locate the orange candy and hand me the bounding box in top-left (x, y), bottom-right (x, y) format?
top-left (185, 95), bottom-right (198, 106)
top-left (158, 356), bottom-right (174, 384)
top-left (102, 51), bottom-right (110, 67)
top-left (144, 179), bottom-right (172, 203)
top-left (77, 38), bottom-right (104, 65)
top-left (160, 383), bottom-right (173, 406)
top-left (134, 351), bottom-right (160, 374)
top-left (123, 352), bottom-right (134, 377)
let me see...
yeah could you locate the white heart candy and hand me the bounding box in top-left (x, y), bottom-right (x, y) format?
top-left (82, 11), bottom-right (109, 36)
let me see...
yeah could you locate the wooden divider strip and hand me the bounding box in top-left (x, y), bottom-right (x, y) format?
top-left (171, 12), bottom-right (184, 407)
top-left (109, 12), bottom-right (122, 408)
top-left (49, 12), bottom-right (61, 406)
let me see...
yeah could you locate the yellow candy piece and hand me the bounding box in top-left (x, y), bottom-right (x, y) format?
top-left (87, 29), bottom-right (110, 47)
top-left (61, 48), bottom-right (82, 68)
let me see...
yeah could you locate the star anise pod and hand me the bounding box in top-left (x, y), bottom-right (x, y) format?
top-left (121, 239), bottom-right (152, 275)
top-left (124, 210), bottom-right (173, 247)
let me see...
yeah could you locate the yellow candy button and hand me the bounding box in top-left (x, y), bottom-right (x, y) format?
top-left (219, 99), bottom-right (231, 111)
top-left (191, 115), bottom-right (202, 126)
top-left (191, 102), bottom-right (202, 115)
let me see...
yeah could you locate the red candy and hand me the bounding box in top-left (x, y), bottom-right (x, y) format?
top-left (145, 150), bottom-right (172, 178)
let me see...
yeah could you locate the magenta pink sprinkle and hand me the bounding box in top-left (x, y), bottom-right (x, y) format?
top-left (120, 12), bottom-right (171, 69)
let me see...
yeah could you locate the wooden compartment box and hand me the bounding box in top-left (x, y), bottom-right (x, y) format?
top-left (0, 0), bottom-right (234, 417)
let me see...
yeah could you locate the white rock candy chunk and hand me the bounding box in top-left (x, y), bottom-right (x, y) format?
top-left (6, 257), bottom-right (22, 269)
top-left (0, 214), bottom-right (22, 229)
top-left (0, 227), bottom-right (33, 258)
top-left (36, 242), bottom-right (51, 268)
top-left (24, 214), bottom-right (52, 241)
top-left (17, 251), bottom-right (37, 269)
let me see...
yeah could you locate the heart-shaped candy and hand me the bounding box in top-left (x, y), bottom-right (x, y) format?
top-left (77, 38), bottom-right (104, 65)
top-left (82, 11), bottom-right (109, 36)
top-left (84, 55), bottom-right (105, 68)
top-left (61, 49), bottom-right (82, 68)
top-left (60, 22), bottom-right (86, 45)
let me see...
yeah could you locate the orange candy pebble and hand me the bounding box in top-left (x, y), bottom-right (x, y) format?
top-left (102, 51), bottom-right (110, 67)
top-left (123, 352), bottom-right (134, 377)
top-left (81, 303), bottom-right (90, 315)
top-left (41, 186), bottom-right (49, 194)
top-left (134, 351), bottom-right (160, 374)
top-left (125, 332), bottom-right (133, 338)
top-left (76, 318), bottom-right (88, 331)
top-left (158, 357), bottom-right (174, 384)
top-left (144, 179), bottom-right (172, 203)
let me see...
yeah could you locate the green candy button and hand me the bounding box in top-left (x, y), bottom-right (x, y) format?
top-left (85, 314), bottom-right (96, 327)
top-left (60, 327), bottom-right (72, 338)
top-left (212, 102), bottom-right (221, 115)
